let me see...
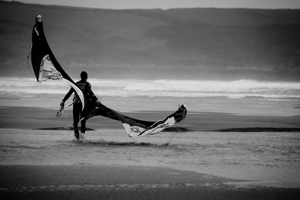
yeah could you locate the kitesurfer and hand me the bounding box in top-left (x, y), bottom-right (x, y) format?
top-left (60, 71), bottom-right (100, 140)
top-left (35, 15), bottom-right (42, 23)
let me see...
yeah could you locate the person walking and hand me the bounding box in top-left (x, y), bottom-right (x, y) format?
top-left (60, 71), bottom-right (99, 140)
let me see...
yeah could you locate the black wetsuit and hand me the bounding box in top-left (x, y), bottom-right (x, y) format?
top-left (62, 80), bottom-right (96, 133)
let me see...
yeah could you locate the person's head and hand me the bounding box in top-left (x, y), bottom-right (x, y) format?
top-left (80, 71), bottom-right (88, 81)
top-left (35, 15), bottom-right (42, 23)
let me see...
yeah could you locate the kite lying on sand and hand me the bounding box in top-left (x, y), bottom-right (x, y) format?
top-left (29, 15), bottom-right (187, 137)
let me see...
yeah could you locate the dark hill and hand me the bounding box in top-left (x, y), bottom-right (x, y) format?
top-left (0, 1), bottom-right (300, 81)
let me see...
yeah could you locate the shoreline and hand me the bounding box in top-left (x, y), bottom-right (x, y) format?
top-left (1, 106), bottom-right (299, 131)
top-left (32, 127), bottom-right (300, 132)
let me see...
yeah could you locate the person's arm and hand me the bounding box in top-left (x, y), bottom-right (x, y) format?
top-left (60, 87), bottom-right (74, 107)
top-left (86, 83), bottom-right (98, 101)
top-left (86, 83), bottom-right (101, 106)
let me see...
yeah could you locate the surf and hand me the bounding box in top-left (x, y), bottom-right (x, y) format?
top-left (1, 78), bottom-right (299, 100)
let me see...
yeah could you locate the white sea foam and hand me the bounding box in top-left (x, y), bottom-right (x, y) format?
top-left (0, 77), bottom-right (299, 99)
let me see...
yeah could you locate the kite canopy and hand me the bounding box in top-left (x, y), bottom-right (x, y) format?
top-left (30, 15), bottom-right (85, 111)
top-left (30, 15), bottom-right (187, 137)
top-left (31, 15), bottom-right (72, 82)
top-left (86, 104), bottom-right (187, 137)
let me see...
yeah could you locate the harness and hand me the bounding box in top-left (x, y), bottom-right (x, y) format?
top-left (73, 82), bottom-right (89, 103)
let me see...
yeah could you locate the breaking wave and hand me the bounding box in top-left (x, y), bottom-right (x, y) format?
top-left (0, 77), bottom-right (299, 100)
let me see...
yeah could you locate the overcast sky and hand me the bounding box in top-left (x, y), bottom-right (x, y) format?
top-left (6, 0), bottom-right (300, 9)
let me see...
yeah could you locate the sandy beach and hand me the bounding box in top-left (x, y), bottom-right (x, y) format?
top-left (1, 1), bottom-right (300, 198)
top-left (1, 102), bottom-right (300, 199)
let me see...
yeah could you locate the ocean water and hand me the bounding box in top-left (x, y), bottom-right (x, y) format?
top-left (1, 77), bottom-right (299, 99)
top-left (0, 77), bottom-right (299, 115)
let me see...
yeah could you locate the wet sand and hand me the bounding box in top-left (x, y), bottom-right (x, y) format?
top-left (1, 165), bottom-right (300, 200)
top-left (1, 106), bottom-right (299, 131)
top-left (0, 106), bottom-right (300, 199)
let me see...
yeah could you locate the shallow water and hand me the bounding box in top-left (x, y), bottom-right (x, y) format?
top-left (0, 128), bottom-right (299, 188)
top-left (1, 77), bottom-right (300, 117)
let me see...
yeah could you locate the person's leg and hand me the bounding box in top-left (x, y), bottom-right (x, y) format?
top-left (80, 117), bottom-right (86, 140)
top-left (80, 118), bottom-right (86, 134)
top-left (73, 103), bottom-right (81, 139)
